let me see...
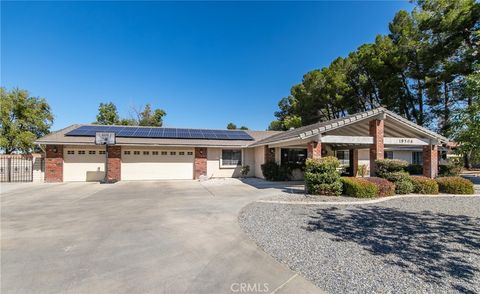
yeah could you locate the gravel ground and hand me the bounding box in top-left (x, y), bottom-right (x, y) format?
top-left (239, 196), bottom-right (480, 294)
top-left (260, 193), bottom-right (372, 203)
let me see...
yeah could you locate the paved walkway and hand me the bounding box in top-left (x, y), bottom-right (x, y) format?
top-left (1, 180), bottom-right (322, 294)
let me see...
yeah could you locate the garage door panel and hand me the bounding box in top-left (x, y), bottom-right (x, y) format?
top-left (64, 148), bottom-right (105, 182)
top-left (122, 148), bottom-right (194, 180)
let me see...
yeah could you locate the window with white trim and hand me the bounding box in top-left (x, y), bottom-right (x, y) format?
top-left (384, 151), bottom-right (393, 159)
top-left (161, 151), bottom-right (167, 155)
top-left (99, 150), bottom-right (106, 155)
top-left (78, 150), bottom-right (86, 155)
top-left (89, 150), bottom-right (96, 155)
top-left (179, 151), bottom-right (185, 155)
top-left (152, 151), bottom-right (159, 155)
top-left (134, 151), bottom-right (140, 155)
top-left (124, 151), bottom-right (131, 155)
top-left (67, 150), bottom-right (75, 155)
top-left (412, 151), bottom-right (423, 165)
top-left (187, 151), bottom-right (193, 156)
top-left (170, 151), bottom-right (176, 155)
top-left (143, 151), bottom-right (149, 155)
top-left (221, 149), bottom-right (242, 167)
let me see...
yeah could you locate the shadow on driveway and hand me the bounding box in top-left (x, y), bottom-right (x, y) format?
top-left (304, 206), bottom-right (480, 293)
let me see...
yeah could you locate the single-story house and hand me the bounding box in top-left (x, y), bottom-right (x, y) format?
top-left (35, 107), bottom-right (449, 182)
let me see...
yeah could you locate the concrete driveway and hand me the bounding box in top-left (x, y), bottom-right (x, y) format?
top-left (1, 180), bottom-right (321, 294)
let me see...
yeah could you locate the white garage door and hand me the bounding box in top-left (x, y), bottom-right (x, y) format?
top-left (122, 148), bottom-right (194, 180)
top-left (64, 147), bottom-right (106, 182)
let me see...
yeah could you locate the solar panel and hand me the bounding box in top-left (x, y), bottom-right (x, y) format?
top-left (65, 125), bottom-right (254, 140)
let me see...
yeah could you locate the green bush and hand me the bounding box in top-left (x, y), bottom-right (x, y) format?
top-left (405, 164), bottom-right (423, 175)
top-left (364, 177), bottom-right (396, 197)
top-left (436, 177), bottom-right (474, 194)
top-left (382, 171), bottom-right (414, 194)
top-left (439, 164), bottom-right (462, 177)
top-left (261, 161), bottom-right (290, 181)
top-left (341, 177), bottom-right (379, 198)
top-left (305, 157), bottom-right (342, 196)
top-left (410, 176), bottom-right (439, 194)
top-left (375, 159), bottom-right (409, 177)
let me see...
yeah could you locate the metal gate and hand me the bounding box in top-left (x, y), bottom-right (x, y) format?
top-left (0, 156), bottom-right (44, 182)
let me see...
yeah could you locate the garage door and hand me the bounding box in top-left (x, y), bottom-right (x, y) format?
top-left (64, 147), bottom-right (106, 181)
top-left (122, 148), bottom-right (194, 180)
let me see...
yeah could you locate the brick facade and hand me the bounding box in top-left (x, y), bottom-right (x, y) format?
top-left (369, 119), bottom-right (384, 176)
top-left (45, 145), bottom-right (63, 182)
top-left (264, 146), bottom-right (276, 162)
top-left (194, 147), bottom-right (207, 179)
top-left (107, 145), bottom-right (121, 182)
top-left (423, 144), bottom-right (438, 178)
top-left (307, 141), bottom-right (322, 159)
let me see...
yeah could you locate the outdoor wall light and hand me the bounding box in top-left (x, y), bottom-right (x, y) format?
top-left (52, 146), bottom-right (58, 153)
top-left (321, 149), bottom-right (328, 156)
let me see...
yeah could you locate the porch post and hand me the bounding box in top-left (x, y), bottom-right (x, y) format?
top-left (264, 146), bottom-right (275, 162)
top-left (45, 145), bottom-right (63, 182)
top-left (307, 141), bottom-right (321, 159)
top-left (423, 144), bottom-right (438, 178)
top-left (369, 119), bottom-right (384, 176)
top-left (351, 149), bottom-right (359, 177)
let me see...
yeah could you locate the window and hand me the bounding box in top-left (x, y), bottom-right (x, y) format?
top-left (134, 151), bottom-right (140, 155)
top-left (89, 151), bottom-right (96, 155)
top-left (161, 151), bottom-right (167, 155)
top-left (281, 148), bottom-right (307, 166)
top-left (78, 150), bottom-right (86, 155)
top-left (179, 151), bottom-right (185, 155)
top-left (384, 151), bottom-right (393, 159)
top-left (412, 151), bottom-right (423, 165)
top-left (124, 151), bottom-right (131, 155)
top-left (187, 151), bottom-right (193, 156)
top-left (221, 149), bottom-right (242, 166)
top-left (99, 150), bottom-right (106, 155)
top-left (170, 151), bottom-right (176, 155)
top-left (335, 150), bottom-right (350, 166)
top-left (152, 151), bottom-right (159, 155)
top-left (143, 151), bottom-right (149, 155)
top-left (67, 150), bottom-right (75, 155)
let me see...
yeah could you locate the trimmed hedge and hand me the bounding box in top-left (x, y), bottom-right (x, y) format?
top-left (261, 161), bottom-right (290, 181)
top-left (364, 177), bottom-right (396, 197)
top-left (341, 177), bottom-right (378, 198)
top-left (305, 157), bottom-right (342, 196)
top-left (439, 164), bottom-right (462, 177)
top-left (410, 176), bottom-right (439, 194)
top-left (375, 159), bottom-right (409, 177)
top-left (436, 177), bottom-right (475, 194)
top-left (405, 164), bottom-right (423, 175)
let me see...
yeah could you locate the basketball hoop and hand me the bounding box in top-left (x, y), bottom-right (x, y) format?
top-left (95, 132), bottom-right (116, 145)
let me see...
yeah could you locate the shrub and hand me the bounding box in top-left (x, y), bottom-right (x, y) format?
top-left (436, 177), bottom-right (475, 194)
top-left (364, 177), bottom-right (396, 197)
top-left (240, 165), bottom-right (250, 177)
top-left (357, 164), bottom-right (368, 177)
top-left (410, 176), bottom-right (439, 194)
top-left (439, 164), bottom-right (462, 177)
top-left (375, 159), bottom-right (409, 177)
top-left (405, 164), bottom-right (423, 175)
top-left (261, 161), bottom-right (290, 181)
top-left (341, 177), bottom-right (378, 198)
top-left (305, 156), bottom-right (342, 196)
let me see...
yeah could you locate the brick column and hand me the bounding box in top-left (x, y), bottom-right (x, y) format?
top-left (107, 146), bottom-right (121, 182)
top-left (351, 149), bottom-right (359, 177)
top-left (45, 145), bottom-right (63, 182)
top-left (194, 147), bottom-right (207, 179)
top-left (264, 146), bottom-right (275, 162)
top-left (423, 144), bottom-right (438, 178)
top-left (307, 141), bottom-right (321, 159)
top-left (369, 119), bottom-right (384, 176)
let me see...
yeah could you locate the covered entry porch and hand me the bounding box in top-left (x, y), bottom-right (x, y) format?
top-left (255, 108), bottom-right (449, 179)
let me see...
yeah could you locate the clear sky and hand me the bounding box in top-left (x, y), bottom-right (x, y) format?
top-left (2, 1), bottom-right (412, 131)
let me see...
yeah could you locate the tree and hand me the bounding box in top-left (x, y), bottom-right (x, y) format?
top-left (136, 104), bottom-right (166, 127)
top-left (227, 122), bottom-right (237, 130)
top-left (452, 69), bottom-right (480, 168)
top-left (239, 126), bottom-right (249, 130)
top-left (0, 88), bottom-right (53, 154)
top-left (95, 102), bottom-right (119, 125)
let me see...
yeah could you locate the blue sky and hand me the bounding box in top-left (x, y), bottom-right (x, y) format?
top-left (2, 1), bottom-right (412, 131)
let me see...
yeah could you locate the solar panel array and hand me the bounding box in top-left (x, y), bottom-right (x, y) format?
top-left (65, 125), bottom-right (254, 141)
